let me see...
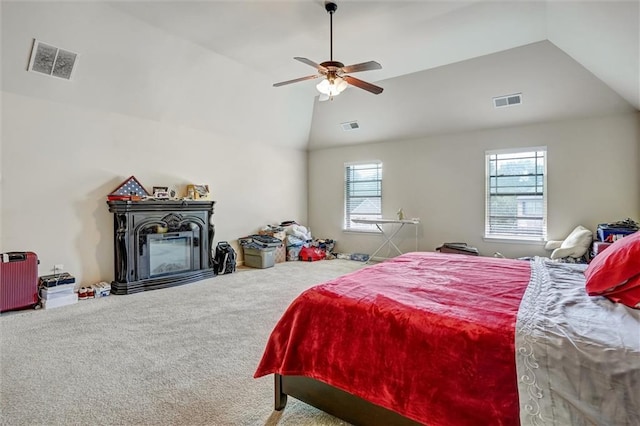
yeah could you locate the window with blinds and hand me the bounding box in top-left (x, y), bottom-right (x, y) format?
top-left (344, 162), bottom-right (382, 231)
top-left (485, 148), bottom-right (547, 240)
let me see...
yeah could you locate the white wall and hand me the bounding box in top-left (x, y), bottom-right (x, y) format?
top-left (0, 2), bottom-right (309, 283)
top-left (308, 113), bottom-right (640, 259)
top-left (1, 92), bottom-right (307, 283)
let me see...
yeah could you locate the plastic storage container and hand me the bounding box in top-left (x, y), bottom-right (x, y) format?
top-left (597, 224), bottom-right (637, 242)
top-left (250, 234), bottom-right (282, 248)
top-left (244, 247), bottom-right (276, 269)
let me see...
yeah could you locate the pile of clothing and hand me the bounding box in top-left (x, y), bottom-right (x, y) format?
top-left (280, 222), bottom-right (309, 260)
top-left (262, 221), bottom-right (336, 261)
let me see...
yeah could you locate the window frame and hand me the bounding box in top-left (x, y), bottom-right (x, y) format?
top-left (484, 147), bottom-right (547, 242)
top-left (343, 161), bottom-right (383, 233)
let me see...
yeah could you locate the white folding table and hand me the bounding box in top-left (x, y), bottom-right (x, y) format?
top-left (351, 218), bottom-right (420, 263)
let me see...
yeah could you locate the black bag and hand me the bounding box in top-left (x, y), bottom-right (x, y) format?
top-left (213, 241), bottom-right (236, 275)
top-left (436, 242), bottom-right (479, 256)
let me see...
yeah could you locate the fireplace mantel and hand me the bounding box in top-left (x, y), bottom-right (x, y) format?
top-left (107, 200), bottom-right (216, 294)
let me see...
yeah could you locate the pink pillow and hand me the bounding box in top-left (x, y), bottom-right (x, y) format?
top-left (604, 274), bottom-right (640, 309)
top-left (584, 231), bottom-right (640, 295)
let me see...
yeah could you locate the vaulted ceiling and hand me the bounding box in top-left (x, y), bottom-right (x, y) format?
top-left (2, 1), bottom-right (638, 150)
top-left (108, 0), bottom-right (640, 149)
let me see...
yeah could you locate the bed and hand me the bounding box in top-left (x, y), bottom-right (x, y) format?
top-left (254, 250), bottom-right (640, 425)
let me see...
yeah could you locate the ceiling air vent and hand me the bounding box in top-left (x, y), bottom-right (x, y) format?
top-left (28, 39), bottom-right (78, 80)
top-left (493, 93), bottom-right (522, 108)
top-left (341, 121), bottom-right (360, 131)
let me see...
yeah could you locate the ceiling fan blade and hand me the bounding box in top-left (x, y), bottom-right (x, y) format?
top-left (343, 75), bottom-right (384, 95)
top-left (341, 61), bottom-right (382, 74)
top-left (294, 57), bottom-right (327, 72)
top-left (273, 74), bottom-right (321, 87)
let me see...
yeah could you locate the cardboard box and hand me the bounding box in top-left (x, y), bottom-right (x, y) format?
top-left (259, 230), bottom-right (286, 241)
top-left (274, 245), bottom-right (286, 263)
top-left (42, 293), bottom-right (78, 309)
top-left (40, 284), bottom-right (75, 300)
top-left (592, 241), bottom-right (613, 257)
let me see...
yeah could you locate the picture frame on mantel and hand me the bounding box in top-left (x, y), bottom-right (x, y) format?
top-left (187, 184), bottom-right (210, 200)
top-left (153, 191), bottom-right (170, 199)
top-left (152, 186), bottom-right (169, 199)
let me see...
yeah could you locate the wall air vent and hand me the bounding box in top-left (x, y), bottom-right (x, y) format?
top-left (493, 93), bottom-right (522, 108)
top-left (341, 121), bottom-right (360, 131)
top-left (27, 39), bottom-right (78, 80)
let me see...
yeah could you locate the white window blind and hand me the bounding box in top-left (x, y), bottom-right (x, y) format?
top-left (485, 148), bottom-right (547, 240)
top-left (344, 162), bottom-right (382, 231)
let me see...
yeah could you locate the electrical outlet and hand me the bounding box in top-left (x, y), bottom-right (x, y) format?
top-left (53, 264), bottom-right (64, 272)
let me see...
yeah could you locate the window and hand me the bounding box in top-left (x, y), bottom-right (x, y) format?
top-left (344, 162), bottom-right (382, 231)
top-left (485, 148), bottom-right (547, 240)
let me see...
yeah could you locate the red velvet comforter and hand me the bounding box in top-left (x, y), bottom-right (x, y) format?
top-left (254, 252), bottom-right (531, 425)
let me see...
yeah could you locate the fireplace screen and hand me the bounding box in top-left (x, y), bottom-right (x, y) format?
top-left (148, 232), bottom-right (193, 277)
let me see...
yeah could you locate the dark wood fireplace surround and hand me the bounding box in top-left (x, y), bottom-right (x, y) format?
top-left (107, 200), bottom-right (215, 295)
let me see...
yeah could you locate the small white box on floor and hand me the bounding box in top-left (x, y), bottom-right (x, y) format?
top-left (40, 283), bottom-right (75, 300)
top-left (42, 293), bottom-right (78, 309)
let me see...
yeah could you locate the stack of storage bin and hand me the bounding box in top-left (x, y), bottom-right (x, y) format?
top-left (593, 219), bottom-right (639, 258)
top-left (258, 229), bottom-right (287, 263)
top-left (239, 235), bottom-right (283, 269)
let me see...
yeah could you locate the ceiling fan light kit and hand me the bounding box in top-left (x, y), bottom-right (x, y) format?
top-left (317, 76), bottom-right (348, 99)
top-left (273, 1), bottom-right (383, 101)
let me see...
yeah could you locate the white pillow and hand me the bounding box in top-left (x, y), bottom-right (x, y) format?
top-left (550, 225), bottom-right (593, 259)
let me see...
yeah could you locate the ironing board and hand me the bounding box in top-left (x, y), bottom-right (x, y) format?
top-left (351, 218), bottom-right (420, 263)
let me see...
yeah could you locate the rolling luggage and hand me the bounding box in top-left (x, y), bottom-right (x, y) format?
top-left (1, 252), bottom-right (39, 312)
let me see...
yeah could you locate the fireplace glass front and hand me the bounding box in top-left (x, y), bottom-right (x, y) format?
top-left (148, 232), bottom-right (193, 278)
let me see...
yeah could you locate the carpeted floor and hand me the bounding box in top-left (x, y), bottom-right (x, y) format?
top-left (0, 260), bottom-right (365, 426)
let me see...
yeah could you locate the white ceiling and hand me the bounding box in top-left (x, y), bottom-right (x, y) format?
top-left (107, 0), bottom-right (639, 149)
top-left (2, 1), bottom-right (638, 150)
top-left (109, 1), bottom-right (494, 84)
top-left (309, 40), bottom-right (635, 148)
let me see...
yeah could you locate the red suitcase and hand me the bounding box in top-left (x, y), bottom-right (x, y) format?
top-left (1, 252), bottom-right (39, 312)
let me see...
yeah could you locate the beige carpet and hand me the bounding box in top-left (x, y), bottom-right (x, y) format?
top-left (0, 260), bottom-right (365, 426)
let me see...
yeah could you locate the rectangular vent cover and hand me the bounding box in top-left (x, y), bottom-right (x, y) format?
top-left (493, 93), bottom-right (522, 108)
top-left (28, 39), bottom-right (78, 80)
top-left (341, 121), bottom-right (360, 131)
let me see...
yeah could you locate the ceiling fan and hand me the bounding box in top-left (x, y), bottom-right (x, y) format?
top-left (273, 1), bottom-right (383, 101)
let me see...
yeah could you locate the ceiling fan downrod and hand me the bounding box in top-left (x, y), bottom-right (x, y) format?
top-left (326, 2), bottom-right (337, 61)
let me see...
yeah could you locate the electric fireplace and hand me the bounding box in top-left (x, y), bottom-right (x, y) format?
top-left (146, 231), bottom-right (193, 278)
top-left (107, 200), bottom-right (215, 294)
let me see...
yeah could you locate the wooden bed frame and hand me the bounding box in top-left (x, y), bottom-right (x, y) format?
top-left (274, 374), bottom-right (422, 426)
